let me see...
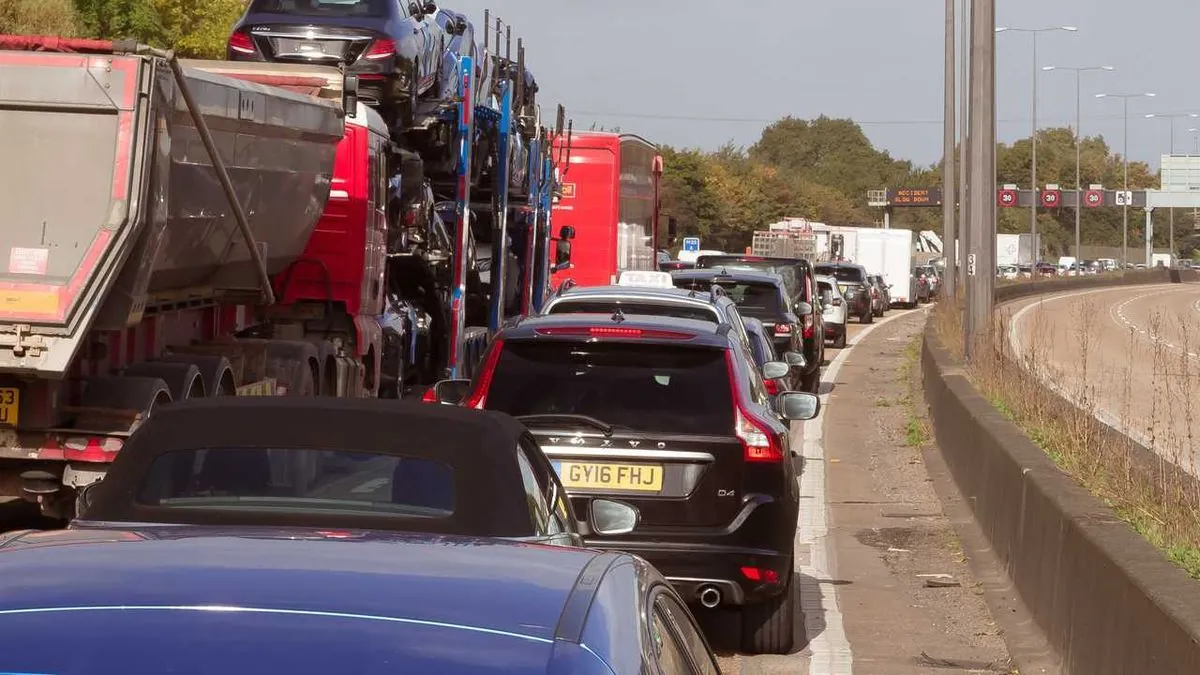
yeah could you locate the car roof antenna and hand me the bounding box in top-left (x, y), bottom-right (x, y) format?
top-left (611, 307), bottom-right (626, 323)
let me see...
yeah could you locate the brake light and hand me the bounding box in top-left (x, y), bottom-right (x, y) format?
top-left (533, 326), bottom-right (694, 339)
top-left (740, 566), bottom-right (780, 584)
top-left (363, 38), bottom-right (397, 59)
top-left (462, 339), bottom-right (504, 409)
top-left (773, 323), bottom-right (790, 336)
top-left (763, 378), bottom-right (779, 395)
top-left (228, 30), bottom-right (255, 55)
top-left (421, 388), bottom-right (439, 403)
top-left (724, 352), bottom-right (784, 463)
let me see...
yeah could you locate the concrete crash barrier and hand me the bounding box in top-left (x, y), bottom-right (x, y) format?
top-left (922, 270), bottom-right (1200, 673)
top-left (994, 267), bottom-right (1200, 304)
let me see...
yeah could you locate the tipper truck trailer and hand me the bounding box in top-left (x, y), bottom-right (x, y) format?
top-left (0, 26), bottom-right (571, 519)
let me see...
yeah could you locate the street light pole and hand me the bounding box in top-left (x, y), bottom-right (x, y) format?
top-left (1043, 65), bottom-right (1113, 273)
top-left (942, 0), bottom-right (956, 298)
top-left (1096, 92), bottom-right (1156, 267)
top-left (996, 25), bottom-right (1076, 266)
top-left (1143, 112), bottom-right (1198, 258)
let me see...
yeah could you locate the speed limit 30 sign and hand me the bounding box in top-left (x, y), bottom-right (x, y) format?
top-left (1084, 189), bottom-right (1103, 207)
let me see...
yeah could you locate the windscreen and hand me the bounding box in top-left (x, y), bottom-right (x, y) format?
top-left (249, 0), bottom-right (391, 17)
top-left (136, 448), bottom-right (455, 518)
top-left (698, 260), bottom-right (800, 298)
top-left (547, 300), bottom-right (718, 324)
top-left (672, 280), bottom-right (782, 321)
top-left (484, 342), bottom-right (735, 435)
top-left (816, 266), bottom-right (866, 284)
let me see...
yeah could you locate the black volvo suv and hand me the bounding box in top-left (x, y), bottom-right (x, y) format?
top-left (427, 312), bottom-right (820, 655)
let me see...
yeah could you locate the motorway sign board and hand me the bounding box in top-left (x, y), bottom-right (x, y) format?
top-left (997, 189), bottom-right (1017, 207)
top-left (1041, 189), bottom-right (1061, 208)
top-left (1084, 190), bottom-right (1103, 208)
top-left (887, 187), bottom-right (942, 206)
top-left (682, 237), bottom-right (700, 252)
top-left (1114, 190), bottom-right (1134, 206)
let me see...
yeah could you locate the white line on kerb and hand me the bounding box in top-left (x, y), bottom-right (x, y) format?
top-left (796, 306), bottom-right (930, 675)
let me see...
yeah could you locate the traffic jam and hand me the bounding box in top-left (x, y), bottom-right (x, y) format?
top-left (0, 8), bottom-right (928, 672)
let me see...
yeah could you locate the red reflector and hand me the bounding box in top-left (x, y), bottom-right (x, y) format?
top-left (763, 378), bottom-right (779, 395)
top-left (421, 388), bottom-right (439, 403)
top-left (534, 326), bottom-right (694, 339)
top-left (363, 38), bottom-right (397, 59)
top-left (740, 566), bottom-right (780, 584)
top-left (62, 436), bottom-right (123, 463)
top-left (228, 30), bottom-right (255, 55)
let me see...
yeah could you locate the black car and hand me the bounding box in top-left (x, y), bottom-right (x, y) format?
top-left (694, 255), bottom-right (825, 392)
top-left (0, 527), bottom-right (722, 674)
top-left (671, 268), bottom-right (815, 393)
top-left (429, 312), bottom-right (820, 654)
top-left (227, 0), bottom-right (449, 125)
top-left (815, 262), bottom-right (872, 324)
top-left (70, 397), bottom-right (640, 546)
top-left (867, 274), bottom-right (889, 317)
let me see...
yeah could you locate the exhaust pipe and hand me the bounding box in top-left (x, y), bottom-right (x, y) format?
top-left (698, 585), bottom-right (721, 609)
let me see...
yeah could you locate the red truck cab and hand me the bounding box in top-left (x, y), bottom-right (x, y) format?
top-left (549, 132), bottom-right (664, 287)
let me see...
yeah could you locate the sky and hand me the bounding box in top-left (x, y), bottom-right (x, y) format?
top-left (446, 0), bottom-right (1200, 175)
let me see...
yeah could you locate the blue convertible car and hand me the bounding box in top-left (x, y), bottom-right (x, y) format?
top-left (0, 526), bottom-right (723, 674)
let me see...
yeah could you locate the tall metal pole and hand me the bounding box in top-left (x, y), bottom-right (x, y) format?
top-left (1030, 33), bottom-right (1039, 266)
top-left (1047, 66), bottom-right (1113, 273)
top-left (1169, 123), bottom-right (1175, 258)
top-left (957, 0), bottom-right (970, 293)
top-left (965, 0), bottom-right (995, 359)
top-left (1123, 97), bottom-right (1129, 267)
top-left (942, 0), bottom-right (956, 298)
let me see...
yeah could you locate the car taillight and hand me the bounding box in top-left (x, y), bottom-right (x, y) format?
top-left (774, 323), bottom-right (790, 336)
top-left (735, 407), bottom-right (783, 462)
top-left (228, 30), bottom-right (255, 55)
top-left (763, 378), bottom-right (779, 395)
top-left (421, 388), bottom-right (439, 403)
top-left (832, 298), bottom-right (843, 306)
top-left (533, 326), bottom-right (693, 339)
top-left (462, 339), bottom-right (504, 409)
top-left (363, 38), bottom-right (397, 59)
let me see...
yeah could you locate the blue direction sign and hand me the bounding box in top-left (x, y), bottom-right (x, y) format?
top-left (682, 237), bottom-right (700, 252)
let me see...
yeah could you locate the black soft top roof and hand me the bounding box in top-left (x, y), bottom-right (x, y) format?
top-left (80, 397), bottom-right (536, 537)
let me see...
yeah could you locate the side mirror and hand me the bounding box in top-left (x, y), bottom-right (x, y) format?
top-left (422, 1), bottom-right (437, 13)
top-left (783, 351), bottom-right (806, 369)
top-left (590, 499), bottom-right (639, 535)
top-left (777, 391), bottom-right (821, 421)
top-left (343, 74), bottom-right (359, 118)
top-left (555, 239), bottom-right (571, 266)
top-left (453, 16), bottom-right (468, 35)
top-left (558, 225), bottom-right (575, 240)
top-left (426, 378), bottom-right (471, 405)
top-left (761, 361), bottom-right (790, 380)
top-left (794, 301), bottom-right (813, 317)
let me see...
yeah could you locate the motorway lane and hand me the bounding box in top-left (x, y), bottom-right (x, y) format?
top-left (1007, 283), bottom-right (1200, 475)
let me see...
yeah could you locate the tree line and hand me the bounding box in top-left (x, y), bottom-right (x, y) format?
top-left (1, 0), bottom-right (242, 58)
top-left (660, 116), bottom-right (1196, 257)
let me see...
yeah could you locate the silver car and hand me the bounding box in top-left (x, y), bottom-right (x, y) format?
top-left (816, 275), bottom-right (847, 348)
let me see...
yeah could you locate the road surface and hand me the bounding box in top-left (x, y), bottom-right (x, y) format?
top-left (1007, 283), bottom-right (1200, 476)
top-left (711, 306), bottom-right (1013, 673)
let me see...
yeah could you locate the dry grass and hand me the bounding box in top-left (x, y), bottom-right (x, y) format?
top-left (932, 291), bottom-right (1200, 578)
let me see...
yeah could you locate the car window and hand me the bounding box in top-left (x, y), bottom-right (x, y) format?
top-left (650, 605), bottom-right (692, 674)
top-left (248, 0), bottom-right (392, 18)
top-left (515, 448), bottom-right (551, 532)
top-left (136, 448), bottom-right (454, 517)
top-left (747, 330), bottom-right (769, 366)
top-left (517, 437), bottom-right (570, 535)
top-left (675, 280), bottom-right (782, 321)
top-left (548, 300), bottom-right (718, 324)
top-left (740, 347), bottom-right (770, 405)
top-left (656, 594), bottom-right (720, 675)
top-left (484, 342), bottom-right (736, 435)
top-left (816, 266), bottom-right (866, 284)
top-left (722, 304), bottom-right (754, 349)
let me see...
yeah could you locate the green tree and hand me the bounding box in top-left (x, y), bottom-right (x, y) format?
top-left (73, 0), bottom-right (162, 43)
top-left (155, 0), bottom-right (246, 57)
top-left (0, 0), bottom-right (83, 35)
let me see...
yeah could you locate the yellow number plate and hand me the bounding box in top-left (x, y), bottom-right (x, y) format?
top-left (556, 461), bottom-right (663, 492)
top-left (0, 387), bottom-right (18, 427)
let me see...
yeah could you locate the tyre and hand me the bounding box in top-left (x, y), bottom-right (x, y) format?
top-left (741, 575), bottom-right (796, 655)
top-left (802, 369), bottom-right (820, 395)
top-left (833, 329), bottom-right (847, 349)
top-left (861, 308), bottom-right (873, 324)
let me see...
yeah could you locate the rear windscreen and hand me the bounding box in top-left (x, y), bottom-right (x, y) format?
top-left (547, 300), bottom-right (718, 324)
top-left (672, 280), bottom-right (782, 321)
top-left (249, 0), bottom-right (391, 17)
top-left (816, 266), bottom-right (865, 284)
top-left (697, 261), bottom-right (800, 298)
top-left (137, 448), bottom-right (454, 517)
top-left (484, 342), bottom-right (735, 435)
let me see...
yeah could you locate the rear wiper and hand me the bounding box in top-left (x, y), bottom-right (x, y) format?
top-left (516, 414), bottom-right (614, 436)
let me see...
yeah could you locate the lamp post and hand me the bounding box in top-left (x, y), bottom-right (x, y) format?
top-left (1144, 112), bottom-right (1198, 258)
top-left (1042, 65), bottom-right (1113, 273)
top-left (996, 25), bottom-right (1077, 266)
top-left (1096, 92), bottom-right (1156, 267)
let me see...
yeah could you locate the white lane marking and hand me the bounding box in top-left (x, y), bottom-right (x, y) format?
top-left (1007, 286), bottom-right (1183, 457)
top-left (1108, 288), bottom-right (1200, 357)
top-left (797, 306), bottom-right (930, 675)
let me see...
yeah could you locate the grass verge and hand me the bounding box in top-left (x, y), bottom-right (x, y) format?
top-left (931, 292), bottom-right (1200, 579)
